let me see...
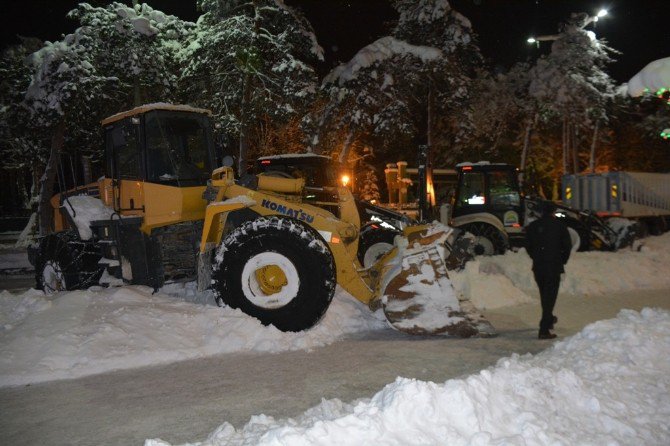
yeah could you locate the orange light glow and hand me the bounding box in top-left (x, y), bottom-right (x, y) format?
top-left (340, 174), bottom-right (351, 187)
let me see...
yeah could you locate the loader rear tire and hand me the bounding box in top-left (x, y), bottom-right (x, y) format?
top-left (35, 232), bottom-right (103, 295)
top-left (212, 217), bottom-right (336, 332)
top-left (460, 223), bottom-right (507, 256)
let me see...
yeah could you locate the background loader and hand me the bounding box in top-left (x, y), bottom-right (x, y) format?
top-left (32, 104), bottom-right (495, 337)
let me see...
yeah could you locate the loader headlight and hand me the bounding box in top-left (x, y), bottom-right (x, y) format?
top-left (340, 174), bottom-right (350, 187)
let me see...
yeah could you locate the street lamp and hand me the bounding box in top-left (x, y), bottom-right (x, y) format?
top-left (526, 34), bottom-right (560, 48)
top-left (527, 9), bottom-right (608, 47)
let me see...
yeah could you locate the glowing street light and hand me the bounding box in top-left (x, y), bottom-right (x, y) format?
top-left (527, 9), bottom-right (608, 47)
top-left (526, 34), bottom-right (560, 48)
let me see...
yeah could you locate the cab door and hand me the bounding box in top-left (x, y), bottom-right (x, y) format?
top-left (105, 119), bottom-right (145, 215)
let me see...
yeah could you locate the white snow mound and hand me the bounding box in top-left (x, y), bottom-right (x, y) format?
top-left (147, 308), bottom-right (670, 446)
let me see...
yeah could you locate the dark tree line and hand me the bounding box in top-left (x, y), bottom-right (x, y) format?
top-left (1, 1), bottom-right (667, 230)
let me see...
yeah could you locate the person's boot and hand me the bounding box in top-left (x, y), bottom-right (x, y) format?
top-left (538, 330), bottom-right (557, 339)
top-left (549, 316), bottom-right (558, 330)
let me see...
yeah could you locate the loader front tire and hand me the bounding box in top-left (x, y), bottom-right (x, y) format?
top-left (213, 217), bottom-right (336, 332)
top-left (565, 218), bottom-right (589, 252)
top-left (357, 225), bottom-right (399, 268)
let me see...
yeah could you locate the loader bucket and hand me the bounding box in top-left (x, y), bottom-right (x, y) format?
top-left (374, 223), bottom-right (496, 338)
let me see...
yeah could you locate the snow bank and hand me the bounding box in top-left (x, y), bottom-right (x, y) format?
top-left (0, 289), bottom-right (50, 331)
top-left (147, 308), bottom-right (670, 446)
top-left (0, 250), bottom-right (34, 272)
top-left (0, 286), bottom-right (385, 387)
top-left (451, 232), bottom-right (670, 309)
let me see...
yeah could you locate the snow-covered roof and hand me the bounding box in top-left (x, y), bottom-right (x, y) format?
top-left (101, 103), bottom-right (212, 126)
top-left (627, 56), bottom-right (670, 97)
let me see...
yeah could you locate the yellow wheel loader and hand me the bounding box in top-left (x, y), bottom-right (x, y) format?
top-left (33, 104), bottom-right (495, 337)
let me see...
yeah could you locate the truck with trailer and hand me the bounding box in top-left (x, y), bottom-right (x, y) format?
top-left (562, 172), bottom-right (670, 236)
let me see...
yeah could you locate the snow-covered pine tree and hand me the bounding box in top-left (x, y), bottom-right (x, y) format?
top-left (468, 64), bottom-right (533, 161)
top-left (392, 0), bottom-right (482, 163)
top-left (358, 161), bottom-right (381, 203)
top-left (528, 13), bottom-right (615, 175)
top-left (69, 2), bottom-right (194, 106)
top-left (315, 0), bottom-right (481, 166)
top-left (181, 0), bottom-right (322, 172)
top-left (24, 30), bottom-right (119, 235)
top-left (0, 38), bottom-right (45, 211)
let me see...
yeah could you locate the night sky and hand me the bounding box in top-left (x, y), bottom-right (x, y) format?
top-left (1, 0), bottom-right (667, 83)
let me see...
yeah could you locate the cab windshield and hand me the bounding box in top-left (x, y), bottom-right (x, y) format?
top-left (144, 111), bottom-right (213, 185)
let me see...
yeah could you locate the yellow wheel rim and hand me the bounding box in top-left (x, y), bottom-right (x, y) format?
top-left (255, 264), bottom-right (288, 295)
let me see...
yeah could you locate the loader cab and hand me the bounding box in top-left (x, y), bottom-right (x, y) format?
top-left (452, 162), bottom-right (523, 228)
top-left (103, 105), bottom-right (216, 190)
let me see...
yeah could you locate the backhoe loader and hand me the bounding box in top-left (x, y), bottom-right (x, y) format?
top-left (33, 103), bottom-right (495, 337)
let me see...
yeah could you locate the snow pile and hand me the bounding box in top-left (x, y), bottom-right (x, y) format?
top-left (0, 289), bottom-right (50, 331)
top-left (0, 286), bottom-right (385, 387)
top-left (13, 212), bottom-right (37, 249)
top-left (451, 233), bottom-right (670, 310)
top-left (0, 249), bottom-right (34, 272)
top-left (147, 308), bottom-right (670, 446)
top-left (63, 195), bottom-right (116, 240)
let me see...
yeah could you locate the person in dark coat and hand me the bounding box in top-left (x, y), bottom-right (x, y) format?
top-left (525, 200), bottom-right (573, 339)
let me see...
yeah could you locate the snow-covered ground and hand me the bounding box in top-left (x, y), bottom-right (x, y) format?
top-left (1, 233), bottom-right (670, 388)
top-left (0, 248), bottom-right (33, 272)
top-left (147, 307), bottom-right (670, 446)
top-left (1, 234), bottom-right (669, 445)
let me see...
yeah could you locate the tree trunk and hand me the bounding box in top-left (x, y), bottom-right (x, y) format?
top-left (589, 120), bottom-right (599, 173)
top-left (133, 76), bottom-right (143, 106)
top-left (238, 74), bottom-right (252, 174)
top-left (37, 120), bottom-right (65, 236)
top-left (572, 123), bottom-right (579, 174)
top-left (237, 0), bottom-right (261, 174)
top-left (562, 116), bottom-right (568, 175)
top-left (519, 113), bottom-right (538, 189)
top-left (338, 131), bottom-right (353, 163)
